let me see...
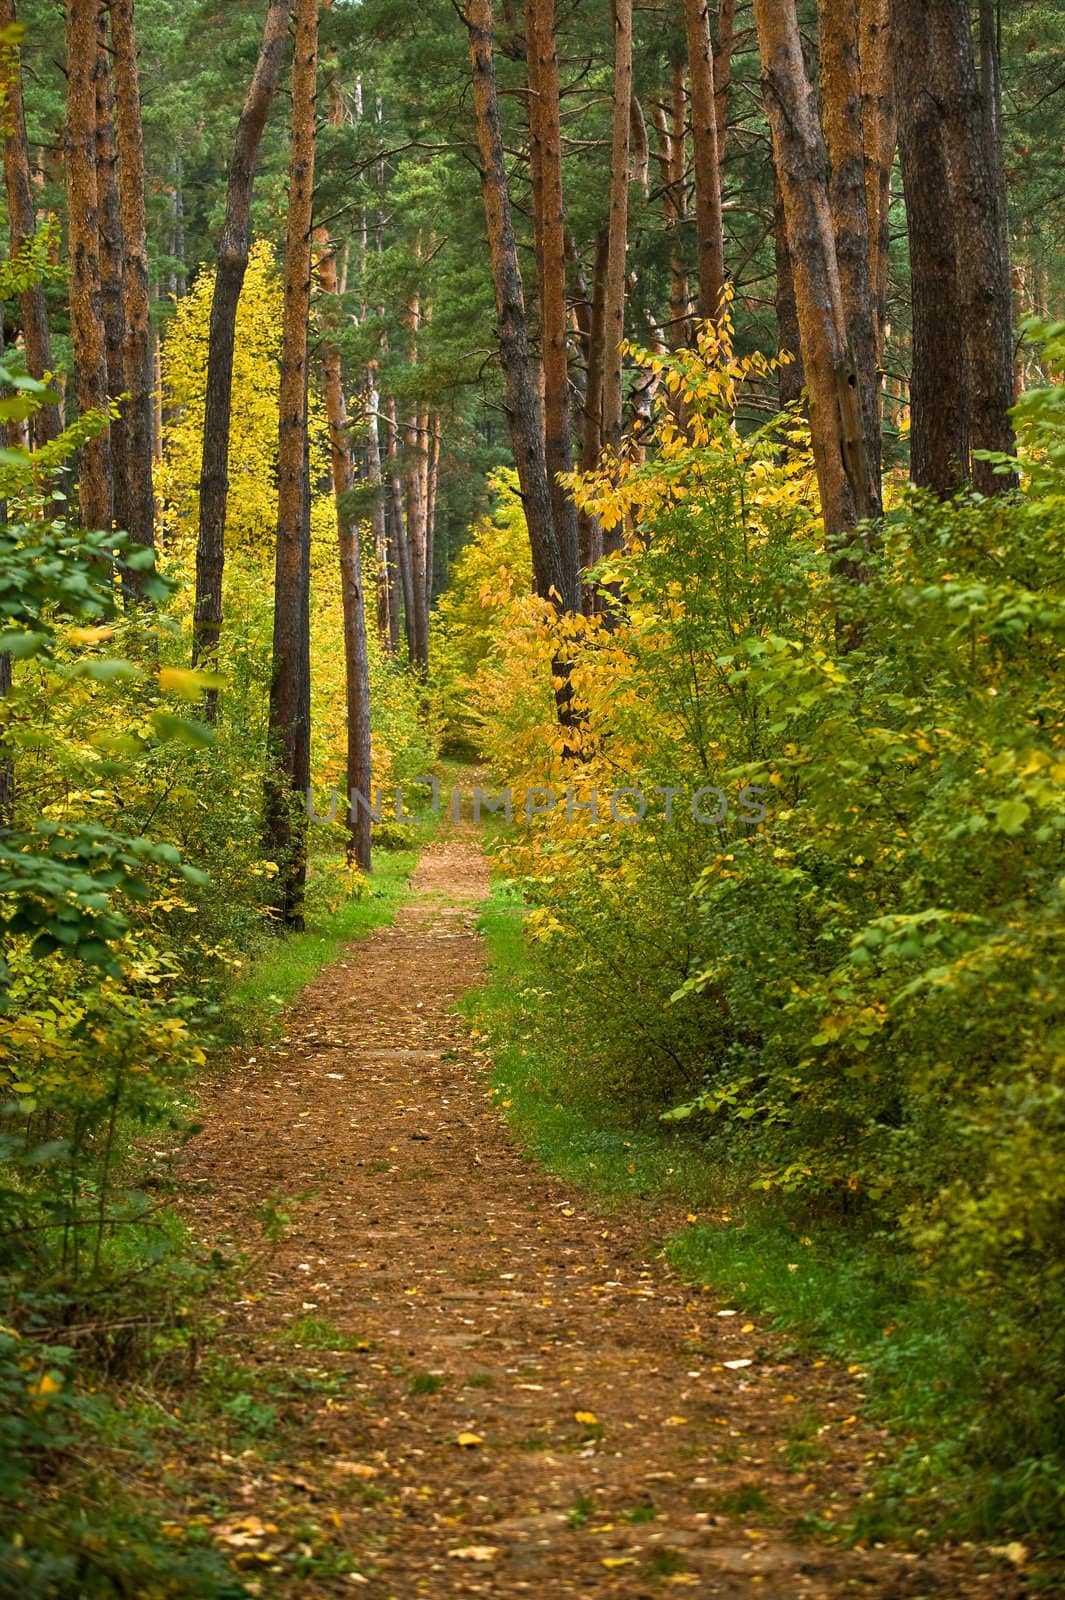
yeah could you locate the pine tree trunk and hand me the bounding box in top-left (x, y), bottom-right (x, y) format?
top-left (929, 0), bottom-right (1015, 491)
top-left (319, 232), bottom-right (372, 873)
top-left (525, 0), bottom-right (580, 591)
top-left (773, 174), bottom-right (805, 408)
top-left (65, 0), bottom-right (112, 532)
top-left (364, 367), bottom-right (392, 651)
top-left (0, 0), bottom-right (60, 446)
top-left (601, 0), bottom-right (632, 462)
top-left (859, 0), bottom-right (895, 361)
top-left (683, 0), bottom-right (725, 324)
top-left (464, 0), bottom-right (577, 614)
top-left (109, 0), bottom-right (156, 554)
top-left (425, 416), bottom-right (440, 615)
top-left (386, 395), bottom-right (415, 662)
top-left (714, 0), bottom-right (735, 189)
top-left (95, 25), bottom-right (129, 541)
top-left (193, 0), bottom-right (292, 697)
top-left (817, 0), bottom-right (882, 516)
top-left (893, 0), bottom-right (968, 494)
top-left (754, 0), bottom-right (868, 558)
top-left (652, 64), bottom-right (689, 349)
top-left (265, 0), bottom-right (317, 929)
top-left (578, 225), bottom-right (607, 600)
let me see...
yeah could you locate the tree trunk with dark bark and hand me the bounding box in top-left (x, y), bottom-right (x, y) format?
top-left (193, 0), bottom-right (292, 700)
top-left (601, 0), bottom-right (632, 462)
top-left (109, 0), bottom-right (156, 554)
top-left (683, 0), bottom-right (725, 325)
top-left (265, 0), bottom-right (316, 929)
top-left (65, 0), bottom-right (112, 532)
top-left (817, 0), bottom-right (882, 516)
top-left (893, 0), bottom-right (968, 494)
top-left (95, 24), bottom-right (129, 540)
top-left (930, 0), bottom-right (1015, 491)
top-left (754, 0), bottom-right (869, 558)
top-left (464, 0), bottom-right (577, 613)
top-left (525, 0), bottom-right (580, 589)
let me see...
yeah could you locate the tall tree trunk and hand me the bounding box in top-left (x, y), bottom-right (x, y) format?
top-left (109, 0), bottom-right (156, 554)
top-left (893, 0), bottom-right (967, 494)
top-left (425, 415), bottom-right (440, 615)
top-left (773, 174), bottom-right (805, 408)
top-left (193, 0), bottom-right (292, 701)
top-left (95, 23), bottom-right (129, 540)
top-left (859, 0), bottom-right (895, 361)
top-left (65, 0), bottom-right (112, 531)
top-left (265, 0), bottom-right (316, 929)
top-left (525, 0), bottom-right (580, 589)
top-left (713, 0), bottom-right (735, 189)
top-left (365, 366), bottom-right (392, 651)
top-left (817, 0), bottom-right (882, 516)
top-left (929, 0), bottom-right (1015, 491)
top-left (385, 394), bottom-right (415, 662)
top-left (682, 0), bottom-right (725, 325)
top-left (464, 0), bottom-right (578, 614)
top-left (652, 65), bottom-right (690, 349)
top-left (754, 0), bottom-right (869, 559)
top-left (319, 233), bottom-right (372, 872)
top-left (601, 0), bottom-right (632, 463)
top-left (578, 226), bottom-right (608, 602)
top-left (0, 0), bottom-right (60, 445)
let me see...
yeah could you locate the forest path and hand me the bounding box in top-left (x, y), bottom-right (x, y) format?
top-left (178, 824), bottom-right (1013, 1599)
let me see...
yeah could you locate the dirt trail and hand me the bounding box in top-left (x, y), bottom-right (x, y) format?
top-left (178, 826), bottom-right (1020, 1598)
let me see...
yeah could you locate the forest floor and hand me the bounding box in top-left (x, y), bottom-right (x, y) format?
top-left (173, 823), bottom-right (1033, 1599)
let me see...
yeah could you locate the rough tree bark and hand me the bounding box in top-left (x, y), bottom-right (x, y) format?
top-left (109, 0), bottom-right (156, 553)
top-left (893, 0), bottom-right (968, 494)
top-left (682, 0), bottom-right (725, 324)
top-left (265, 0), bottom-right (316, 929)
top-left (773, 174), bottom-right (805, 409)
top-left (928, 0), bottom-right (1015, 491)
top-left (525, 0), bottom-right (580, 590)
top-left (65, 0), bottom-right (112, 531)
top-left (94, 25), bottom-right (128, 538)
top-left (817, 0), bottom-right (882, 516)
top-left (0, 0), bottom-right (60, 445)
top-left (601, 0), bottom-right (632, 462)
top-left (464, 0), bottom-right (578, 613)
top-left (193, 0), bottom-right (292, 699)
top-left (652, 64), bottom-right (689, 349)
top-left (859, 0), bottom-right (895, 361)
top-left (754, 0), bottom-right (870, 557)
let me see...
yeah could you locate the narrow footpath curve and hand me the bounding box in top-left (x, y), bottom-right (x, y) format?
top-left (177, 825), bottom-right (1025, 1599)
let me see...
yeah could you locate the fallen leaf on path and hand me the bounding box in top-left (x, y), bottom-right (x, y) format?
top-left (574, 1410), bottom-right (598, 1425)
top-left (447, 1546), bottom-right (498, 1562)
top-left (601, 1556), bottom-right (636, 1569)
top-left (723, 1359), bottom-right (752, 1369)
top-left (331, 1461), bottom-right (379, 1478)
top-left (454, 1432), bottom-right (484, 1447)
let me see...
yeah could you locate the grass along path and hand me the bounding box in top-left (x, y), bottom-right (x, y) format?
top-left (163, 823), bottom-right (1031, 1597)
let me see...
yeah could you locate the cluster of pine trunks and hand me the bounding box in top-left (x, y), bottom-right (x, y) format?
top-left (465, 0), bottom-right (1016, 622)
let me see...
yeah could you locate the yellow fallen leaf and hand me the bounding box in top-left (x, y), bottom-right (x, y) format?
top-left (602, 1556), bottom-right (636, 1569)
top-left (575, 1410), bottom-right (599, 1425)
top-left (990, 1542), bottom-right (1028, 1568)
top-left (455, 1432), bottom-right (484, 1448)
top-left (331, 1461), bottom-right (378, 1478)
top-left (665, 1415), bottom-right (690, 1426)
top-left (741, 1322), bottom-right (755, 1333)
top-left (447, 1546), bottom-right (497, 1562)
